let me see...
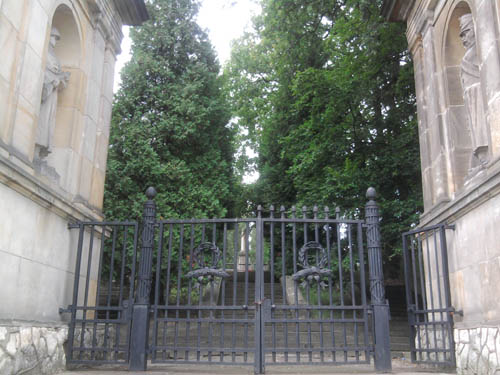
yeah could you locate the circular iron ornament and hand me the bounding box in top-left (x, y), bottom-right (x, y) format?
top-left (293, 241), bottom-right (332, 287)
top-left (186, 242), bottom-right (229, 284)
top-left (192, 242), bottom-right (221, 269)
top-left (298, 241), bottom-right (328, 269)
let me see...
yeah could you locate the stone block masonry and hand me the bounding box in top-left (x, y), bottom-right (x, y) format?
top-left (0, 322), bottom-right (68, 375)
top-left (455, 327), bottom-right (500, 375)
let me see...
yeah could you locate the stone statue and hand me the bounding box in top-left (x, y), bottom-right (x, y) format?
top-left (35, 27), bottom-right (70, 159)
top-left (459, 14), bottom-right (489, 173)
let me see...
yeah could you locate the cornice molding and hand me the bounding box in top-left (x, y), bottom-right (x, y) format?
top-left (382, 0), bottom-right (416, 22)
top-left (112, 0), bottom-right (149, 26)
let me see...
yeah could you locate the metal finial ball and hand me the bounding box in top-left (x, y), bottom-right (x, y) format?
top-left (366, 187), bottom-right (377, 200)
top-left (146, 187), bottom-right (157, 199)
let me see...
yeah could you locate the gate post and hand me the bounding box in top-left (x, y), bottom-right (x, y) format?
top-left (130, 187), bottom-right (157, 371)
top-left (254, 205), bottom-right (265, 374)
top-left (365, 187), bottom-right (392, 372)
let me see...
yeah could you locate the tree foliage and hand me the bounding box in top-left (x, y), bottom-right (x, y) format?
top-left (104, 0), bottom-right (238, 222)
top-left (225, 0), bottom-right (423, 278)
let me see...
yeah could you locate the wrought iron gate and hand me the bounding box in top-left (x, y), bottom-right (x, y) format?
top-left (402, 224), bottom-right (456, 367)
top-left (63, 187), bottom-right (392, 373)
top-left (62, 221), bottom-right (139, 365)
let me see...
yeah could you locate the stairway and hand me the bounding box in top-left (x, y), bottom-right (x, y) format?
top-left (148, 273), bottom-right (411, 362)
top-left (387, 285), bottom-right (411, 353)
top-left (219, 273), bottom-right (411, 354)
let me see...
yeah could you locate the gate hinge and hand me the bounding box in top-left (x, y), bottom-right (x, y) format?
top-left (450, 307), bottom-right (463, 317)
top-left (59, 306), bottom-right (71, 314)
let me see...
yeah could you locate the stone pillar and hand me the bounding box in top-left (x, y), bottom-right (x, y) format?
top-left (421, 24), bottom-right (450, 205)
top-left (411, 35), bottom-right (435, 210)
top-left (477, 0), bottom-right (500, 157)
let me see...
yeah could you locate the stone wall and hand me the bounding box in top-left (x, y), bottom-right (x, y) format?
top-left (383, 1), bottom-right (500, 374)
top-left (0, 0), bottom-right (147, 372)
top-left (0, 322), bottom-right (68, 375)
top-left (0, 322), bottom-right (123, 374)
top-left (455, 327), bottom-right (500, 375)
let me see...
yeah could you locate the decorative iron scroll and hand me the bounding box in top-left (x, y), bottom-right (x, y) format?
top-left (186, 242), bottom-right (229, 284)
top-left (292, 241), bottom-right (332, 287)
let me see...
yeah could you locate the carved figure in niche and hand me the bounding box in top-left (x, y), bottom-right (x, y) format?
top-left (35, 27), bottom-right (70, 159)
top-left (459, 13), bottom-right (489, 173)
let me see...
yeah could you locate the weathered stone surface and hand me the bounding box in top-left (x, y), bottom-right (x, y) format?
top-left (0, 324), bottom-right (68, 375)
top-left (455, 327), bottom-right (500, 375)
top-left (0, 327), bottom-right (7, 343)
top-left (5, 332), bottom-right (17, 357)
top-left (0, 1), bottom-right (146, 372)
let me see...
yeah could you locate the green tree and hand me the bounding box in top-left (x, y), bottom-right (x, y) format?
top-left (225, 0), bottom-right (422, 279)
top-left (104, 0), bottom-right (238, 222)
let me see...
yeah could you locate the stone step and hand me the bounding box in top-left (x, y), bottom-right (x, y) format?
top-left (216, 278), bottom-right (411, 353)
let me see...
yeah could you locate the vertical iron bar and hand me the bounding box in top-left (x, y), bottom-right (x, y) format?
top-left (411, 235), bottom-right (422, 360)
top-left (199, 224), bottom-right (206, 360)
top-left (254, 206), bottom-right (264, 373)
top-left (125, 223), bottom-right (139, 362)
top-left (115, 226), bottom-right (129, 360)
top-left (439, 225), bottom-right (456, 366)
top-left (313, 206), bottom-right (324, 363)
top-left (220, 222), bottom-right (228, 362)
top-left (336, 209), bottom-right (347, 362)
top-left (207, 221), bottom-right (216, 362)
top-left (432, 227), bottom-right (445, 362)
top-left (270, 205), bottom-right (276, 363)
top-left (356, 222), bottom-right (369, 362)
top-left (185, 223), bottom-right (195, 362)
top-left (305, 278), bottom-right (311, 362)
top-left (67, 223), bottom-right (85, 361)
top-left (130, 187), bottom-right (157, 371)
top-left (425, 230), bottom-right (438, 361)
top-left (291, 206), bottom-right (300, 363)
top-left (197, 224), bottom-right (204, 361)
top-left (103, 227), bottom-right (118, 359)
top-left (245, 221), bottom-right (250, 364)
top-left (417, 234), bottom-right (429, 360)
top-left (197, 282), bottom-right (202, 361)
top-left (91, 224), bottom-right (106, 361)
top-left (348, 224), bottom-right (359, 361)
top-left (402, 233), bottom-right (417, 362)
top-left (325, 207), bottom-right (335, 362)
top-left (280, 206), bottom-right (288, 363)
top-left (163, 224), bottom-right (174, 361)
top-left (79, 225), bottom-right (95, 360)
top-left (173, 225), bottom-right (184, 361)
top-left (364, 188), bottom-right (391, 372)
top-left (152, 223), bottom-right (165, 362)
top-left (303, 206), bottom-right (312, 363)
top-left (232, 222), bottom-right (238, 362)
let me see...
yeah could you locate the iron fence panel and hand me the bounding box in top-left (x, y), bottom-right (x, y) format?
top-left (65, 221), bottom-right (139, 365)
top-left (402, 224), bottom-right (456, 367)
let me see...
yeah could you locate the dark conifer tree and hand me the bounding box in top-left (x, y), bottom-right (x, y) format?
top-left (104, 0), bottom-right (237, 221)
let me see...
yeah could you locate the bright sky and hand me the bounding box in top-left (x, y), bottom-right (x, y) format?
top-left (113, 0), bottom-right (260, 92)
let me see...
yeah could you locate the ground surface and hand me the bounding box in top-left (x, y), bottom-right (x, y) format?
top-left (60, 357), bottom-right (456, 374)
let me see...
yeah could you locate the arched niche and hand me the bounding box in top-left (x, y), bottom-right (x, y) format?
top-left (40, 3), bottom-right (85, 195)
top-left (52, 5), bottom-right (81, 67)
top-left (442, 1), bottom-right (474, 192)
